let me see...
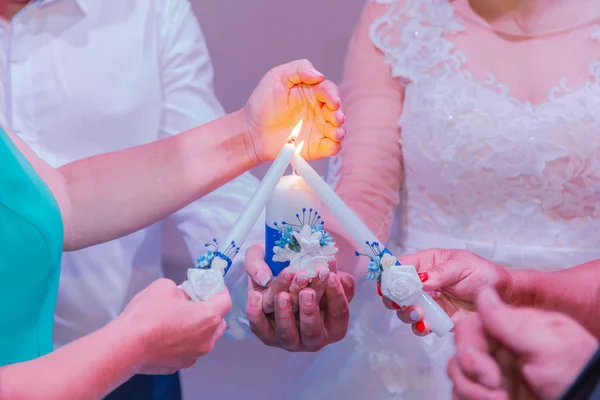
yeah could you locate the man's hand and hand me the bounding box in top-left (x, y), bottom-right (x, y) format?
top-left (383, 249), bottom-right (512, 336)
top-left (449, 288), bottom-right (599, 400)
top-left (245, 243), bottom-right (355, 351)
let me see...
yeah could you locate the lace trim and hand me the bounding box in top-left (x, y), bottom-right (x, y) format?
top-left (370, 0), bottom-right (466, 84)
top-left (326, 155), bottom-right (343, 189)
top-left (369, 0), bottom-right (600, 105)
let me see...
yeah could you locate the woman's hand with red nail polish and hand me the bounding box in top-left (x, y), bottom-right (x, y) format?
top-left (394, 248), bottom-right (512, 337)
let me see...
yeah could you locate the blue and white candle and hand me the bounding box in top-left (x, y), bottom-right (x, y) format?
top-left (265, 174), bottom-right (322, 276)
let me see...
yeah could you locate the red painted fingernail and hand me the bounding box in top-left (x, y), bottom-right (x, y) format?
top-left (418, 272), bottom-right (429, 282)
top-left (377, 281), bottom-right (382, 297)
top-left (415, 321), bottom-right (426, 332)
top-left (392, 302), bottom-right (401, 310)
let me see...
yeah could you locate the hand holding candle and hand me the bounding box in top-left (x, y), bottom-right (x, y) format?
top-left (290, 149), bottom-right (454, 337)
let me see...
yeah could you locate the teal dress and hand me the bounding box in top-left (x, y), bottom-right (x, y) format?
top-left (0, 127), bottom-right (63, 366)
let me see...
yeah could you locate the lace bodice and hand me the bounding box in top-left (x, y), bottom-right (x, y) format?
top-left (368, 0), bottom-right (600, 259)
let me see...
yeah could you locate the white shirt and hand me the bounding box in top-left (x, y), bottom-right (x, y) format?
top-left (0, 0), bottom-right (262, 346)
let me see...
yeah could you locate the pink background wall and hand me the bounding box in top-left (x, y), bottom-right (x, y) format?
top-left (162, 0), bottom-right (365, 397)
top-left (192, 0), bottom-right (365, 178)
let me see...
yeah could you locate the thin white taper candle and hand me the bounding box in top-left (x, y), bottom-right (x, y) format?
top-left (290, 150), bottom-right (454, 336)
top-left (218, 120), bottom-right (303, 255)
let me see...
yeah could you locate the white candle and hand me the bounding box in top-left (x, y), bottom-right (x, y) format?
top-left (290, 150), bottom-right (454, 337)
top-left (265, 174), bottom-right (322, 275)
top-left (218, 120), bottom-right (303, 255)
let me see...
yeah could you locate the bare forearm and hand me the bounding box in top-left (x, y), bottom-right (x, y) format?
top-left (506, 261), bottom-right (600, 336)
top-left (0, 319), bottom-right (143, 400)
top-left (59, 110), bottom-right (258, 250)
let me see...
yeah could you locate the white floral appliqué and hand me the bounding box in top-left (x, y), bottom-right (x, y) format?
top-left (273, 225), bottom-right (338, 273)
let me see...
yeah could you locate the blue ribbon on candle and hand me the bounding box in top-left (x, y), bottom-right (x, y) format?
top-left (265, 224), bottom-right (289, 276)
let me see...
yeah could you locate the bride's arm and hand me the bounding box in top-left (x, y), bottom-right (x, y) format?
top-left (6, 111), bottom-right (256, 251)
top-left (506, 260), bottom-right (600, 337)
top-left (324, 2), bottom-right (404, 275)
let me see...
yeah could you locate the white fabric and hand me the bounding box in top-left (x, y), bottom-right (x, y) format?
top-left (298, 1), bottom-right (600, 399)
top-left (0, 0), bottom-right (262, 346)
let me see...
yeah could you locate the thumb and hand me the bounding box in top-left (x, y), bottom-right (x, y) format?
top-left (245, 243), bottom-right (272, 288)
top-left (421, 259), bottom-right (463, 293)
top-left (476, 288), bottom-right (536, 355)
top-left (282, 59), bottom-right (325, 86)
top-left (202, 285), bottom-right (232, 318)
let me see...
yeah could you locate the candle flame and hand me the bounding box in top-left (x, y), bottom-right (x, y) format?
top-left (295, 141), bottom-right (305, 154)
top-left (287, 119), bottom-right (303, 144)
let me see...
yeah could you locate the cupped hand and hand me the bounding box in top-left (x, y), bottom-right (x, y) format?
top-left (381, 249), bottom-right (512, 336)
top-left (243, 59), bottom-right (345, 162)
top-left (245, 243), bottom-right (355, 351)
top-left (449, 288), bottom-right (599, 400)
top-left (117, 278), bottom-right (232, 374)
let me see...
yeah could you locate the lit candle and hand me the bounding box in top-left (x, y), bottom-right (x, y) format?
top-left (218, 120), bottom-right (303, 261)
top-left (290, 150), bottom-right (377, 255)
top-left (265, 173), bottom-right (322, 275)
top-left (290, 150), bottom-right (454, 337)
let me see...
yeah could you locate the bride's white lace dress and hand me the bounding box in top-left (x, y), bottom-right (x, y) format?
top-left (285, 0), bottom-right (600, 398)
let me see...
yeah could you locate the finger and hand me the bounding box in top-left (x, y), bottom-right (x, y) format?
top-left (201, 285), bottom-right (232, 318)
top-left (309, 138), bottom-right (341, 160)
top-left (456, 347), bottom-right (503, 389)
top-left (382, 296), bottom-right (402, 311)
top-left (327, 258), bottom-right (338, 273)
top-left (411, 319), bottom-right (431, 337)
top-left (283, 59), bottom-right (325, 87)
top-left (338, 272), bottom-right (356, 303)
top-left (313, 80), bottom-right (341, 110)
top-left (321, 121), bottom-right (346, 142)
top-left (211, 319), bottom-right (227, 342)
top-left (395, 305), bottom-right (424, 324)
top-left (274, 292), bottom-right (302, 351)
top-left (447, 357), bottom-right (508, 400)
top-left (323, 273), bottom-right (350, 342)
top-left (453, 315), bottom-right (501, 388)
top-left (398, 248), bottom-right (451, 289)
top-left (246, 290), bottom-right (277, 346)
top-left (177, 284), bottom-right (192, 301)
top-left (321, 107), bottom-right (345, 128)
top-left (245, 243), bottom-right (273, 288)
top-left (309, 266), bottom-right (331, 304)
top-left (422, 259), bottom-right (467, 293)
top-left (476, 288), bottom-right (537, 355)
top-left (262, 268), bottom-right (295, 314)
top-left (289, 271), bottom-right (311, 311)
top-left (299, 288), bottom-right (326, 351)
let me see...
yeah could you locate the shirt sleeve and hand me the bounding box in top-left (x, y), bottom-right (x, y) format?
top-left (324, 2), bottom-right (405, 275)
top-left (156, 0), bottom-right (261, 339)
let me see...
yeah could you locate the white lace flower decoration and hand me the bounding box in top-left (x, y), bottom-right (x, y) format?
top-left (181, 268), bottom-right (225, 302)
top-left (380, 253), bottom-right (398, 270)
top-left (381, 265), bottom-right (423, 307)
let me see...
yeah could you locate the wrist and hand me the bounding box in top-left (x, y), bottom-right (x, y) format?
top-left (235, 107), bottom-right (261, 166)
top-left (108, 314), bottom-right (151, 374)
top-left (503, 269), bottom-right (546, 307)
